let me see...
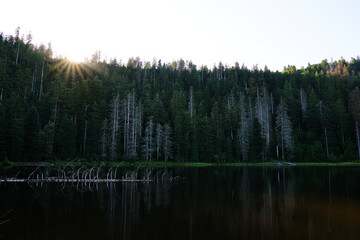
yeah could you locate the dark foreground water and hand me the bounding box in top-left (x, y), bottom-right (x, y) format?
top-left (1, 166), bottom-right (360, 240)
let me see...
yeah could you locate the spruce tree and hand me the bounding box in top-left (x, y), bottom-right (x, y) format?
top-left (276, 99), bottom-right (293, 160)
top-left (57, 115), bottom-right (76, 160)
top-left (0, 104), bottom-right (6, 160)
top-left (23, 106), bottom-right (41, 161)
top-left (249, 118), bottom-right (264, 162)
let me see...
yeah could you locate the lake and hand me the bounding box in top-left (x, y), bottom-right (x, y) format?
top-left (1, 166), bottom-right (360, 240)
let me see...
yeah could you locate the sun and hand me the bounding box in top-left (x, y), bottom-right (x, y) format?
top-left (65, 53), bottom-right (84, 63)
top-left (51, 58), bottom-right (96, 81)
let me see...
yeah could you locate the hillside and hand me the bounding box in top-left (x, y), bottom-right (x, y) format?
top-left (1, 30), bottom-right (360, 163)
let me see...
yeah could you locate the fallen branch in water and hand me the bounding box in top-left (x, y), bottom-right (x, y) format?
top-left (0, 178), bottom-right (154, 183)
top-left (0, 209), bottom-right (12, 225)
top-left (1, 166), bottom-right (182, 184)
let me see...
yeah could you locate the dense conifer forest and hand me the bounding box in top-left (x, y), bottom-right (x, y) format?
top-left (1, 29), bottom-right (360, 163)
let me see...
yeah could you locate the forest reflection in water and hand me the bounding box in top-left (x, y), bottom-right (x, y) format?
top-left (1, 166), bottom-right (360, 240)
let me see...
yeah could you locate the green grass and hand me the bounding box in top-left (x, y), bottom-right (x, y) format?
top-left (293, 162), bottom-right (360, 166)
top-left (0, 158), bottom-right (14, 167)
top-left (223, 162), bottom-right (280, 167)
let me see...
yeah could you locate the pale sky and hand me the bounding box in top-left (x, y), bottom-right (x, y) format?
top-left (1, 0), bottom-right (359, 71)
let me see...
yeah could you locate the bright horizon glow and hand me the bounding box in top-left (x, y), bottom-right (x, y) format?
top-left (1, 0), bottom-right (360, 71)
top-left (63, 54), bottom-right (85, 64)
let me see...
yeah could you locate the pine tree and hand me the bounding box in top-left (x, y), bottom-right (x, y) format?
top-left (100, 118), bottom-right (108, 160)
top-left (0, 103), bottom-right (6, 160)
top-left (6, 95), bottom-right (24, 161)
top-left (110, 93), bottom-right (120, 160)
top-left (349, 87), bottom-right (360, 158)
top-left (170, 90), bottom-right (186, 124)
top-left (143, 117), bottom-right (154, 161)
top-left (191, 131), bottom-right (199, 162)
top-left (155, 123), bottom-right (163, 161)
top-left (86, 103), bottom-right (102, 159)
top-left (41, 121), bottom-right (55, 158)
top-left (174, 112), bottom-right (183, 160)
top-left (300, 87), bottom-right (307, 120)
top-left (188, 86), bottom-right (195, 121)
top-left (23, 106), bottom-right (41, 161)
top-left (249, 117), bottom-right (264, 162)
top-left (275, 99), bottom-right (293, 159)
top-left (307, 88), bottom-right (321, 138)
top-left (58, 115), bottom-right (76, 160)
top-left (238, 93), bottom-right (250, 162)
top-left (162, 123), bottom-right (173, 162)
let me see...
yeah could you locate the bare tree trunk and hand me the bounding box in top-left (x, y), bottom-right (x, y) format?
top-left (101, 119), bottom-right (108, 159)
top-left (271, 92), bottom-right (274, 114)
top-left (324, 127), bottom-right (329, 157)
top-left (257, 88), bottom-right (263, 124)
top-left (39, 62), bottom-right (44, 101)
top-left (189, 86), bottom-right (194, 120)
top-left (124, 94), bottom-right (130, 158)
top-left (263, 87), bottom-right (270, 147)
top-left (123, 101), bottom-right (127, 158)
top-left (15, 44), bottom-right (19, 66)
top-left (281, 125), bottom-right (284, 159)
top-left (83, 120), bottom-right (88, 155)
top-left (139, 101), bottom-right (142, 137)
top-left (239, 93), bottom-right (250, 162)
top-left (111, 94), bottom-right (120, 160)
top-left (54, 94), bottom-right (58, 124)
top-left (126, 94), bottom-right (130, 156)
top-left (31, 63), bottom-right (37, 93)
top-left (300, 87), bottom-right (307, 119)
top-left (356, 120), bottom-right (360, 158)
top-left (132, 92), bottom-right (135, 158)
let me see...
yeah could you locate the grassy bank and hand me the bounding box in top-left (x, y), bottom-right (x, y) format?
top-left (3, 160), bottom-right (360, 168)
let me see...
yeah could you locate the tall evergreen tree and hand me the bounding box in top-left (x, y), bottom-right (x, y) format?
top-left (349, 87), bottom-right (360, 158)
top-left (6, 95), bottom-right (24, 161)
top-left (57, 115), bottom-right (76, 160)
top-left (23, 106), bottom-right (41, 161)
top-left (162, 123), bottom-right (173, 162)
top-left (249, 118), bottom-right (264, 162)
top-left (143, 117), bottom-right (154, 161)
top-left (276, 99), bottom-right (293, 160)
top-left (0, 103), bottom-right (6, 160)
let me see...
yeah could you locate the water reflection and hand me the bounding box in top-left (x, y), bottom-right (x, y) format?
top-left (1, 166), bottom-right (360, 240)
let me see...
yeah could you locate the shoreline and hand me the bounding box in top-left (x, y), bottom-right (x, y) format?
top-left (2, 161), bottom-right (360, 168)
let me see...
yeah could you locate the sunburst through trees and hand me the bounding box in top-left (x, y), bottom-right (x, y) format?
top-left (50, 58), bottom-right (97, 81)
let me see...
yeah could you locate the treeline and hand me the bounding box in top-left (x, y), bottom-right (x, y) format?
top-left (1, 29), bottom-right (360, 163)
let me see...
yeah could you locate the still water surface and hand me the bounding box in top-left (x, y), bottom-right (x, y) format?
top-left (1, 166), bottom-right (360, 240)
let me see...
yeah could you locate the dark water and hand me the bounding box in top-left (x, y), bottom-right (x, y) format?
top-left (1, 166), bottom-right (360, 240)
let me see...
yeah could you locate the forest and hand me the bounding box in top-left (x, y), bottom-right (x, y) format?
top-left (1, 28), bottom-right (360, 163)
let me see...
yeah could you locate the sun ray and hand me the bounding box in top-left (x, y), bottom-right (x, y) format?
top-left (71, 62), bottom-right (76, 80)
top-left (58, 60), bottom-right (70, 74)
top-left (64, 61), bottom-right (71, 81)
top-left (50, 58), bottom-right (99, 83)
top-left (75, 63), bottom-right (84, 80)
